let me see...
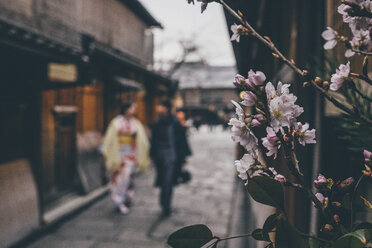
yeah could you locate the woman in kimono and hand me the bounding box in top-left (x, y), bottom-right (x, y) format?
top-left (102, 102), bottom-right (150, 214)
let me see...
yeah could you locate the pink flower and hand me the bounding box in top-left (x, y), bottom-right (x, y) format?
top-left (241, 91), bottom-right (257, 107)
top-left (330, 61), bottom-right (350, 91)
top-left (314, 174), bottom-right (327, 188)
top-left (247, 69), bottom-right (266, 88)
top-left (235, 153), bottom-right (256, 180)
top-left (251, 119), bottom-right (260, 127)
top-left (231, 24), bottom-right (243, 42)
top-left (274, 174), bottom-right (286, 183)
top-left (262, 127), bottom-right (279, 158)
top-left (337, 4), bottom-right (353, 23)
top-left (333, 214), bottom-right (340, 223)
top-left (339, 177), bottom-right (354, 189)
top-left (233, 74), bottom-right (247, 88)
top-left (324, 224), bottom-right (334, 231)
top-left (295, 122), bottom-right (316, 146)
top-left (363, 149), bottom-right (372, 162)
top-left (314, 193), bottom-right (328, 207)
top-left (322, 27), bottom-right (338, 50)
top-left (229, 101), bottom-right (258, 150)
top-left (254, 114), bottom-right (265, 121)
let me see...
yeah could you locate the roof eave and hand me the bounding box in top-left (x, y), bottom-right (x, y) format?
top-left (120, 0), bottom-right (163, 29)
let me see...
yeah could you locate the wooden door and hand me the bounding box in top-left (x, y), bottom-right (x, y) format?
top-left (54, 108), bottom-right (77, 191)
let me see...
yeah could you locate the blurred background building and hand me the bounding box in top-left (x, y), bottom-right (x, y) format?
top-left (172, 61), bottom-right (238, 125)
top-left (0, 0), bottom-right (176, 246)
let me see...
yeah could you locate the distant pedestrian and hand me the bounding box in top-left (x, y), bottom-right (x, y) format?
top-left (150, 100), bottom-right (192, 217)
top-left (102, 102), bottom-right (150, 214)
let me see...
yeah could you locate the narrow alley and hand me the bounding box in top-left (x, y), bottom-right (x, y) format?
top-left (27, 127), bottom-right (236, 248)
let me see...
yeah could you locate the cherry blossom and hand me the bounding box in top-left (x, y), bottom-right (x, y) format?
top-left (234, 152), bottom-right (257, 180)
top-left (230, 24), bottom-right (243, 42)
top-left (262, 127), bottom-right (280, 158)
top-left (229, 101), bottom-right (258, 150)
top-left (233, 74), bottom-right (248, 88)
top-left (363, 149), bottom-right (372, 162)
top-left (314, 174), bottom-right (327, 188)
top-left (330, 61), bottom-right (350, 91)
top-left (321, 27), bottom-right (338, 50)
top-left (274, 174), bottom-right (286, 183)
top-left (266, 82), bottom-right (303, 131)
top-left (241, 91), bottom-right (257, 107)
top-left (294, 122), bottom-right (316, 146)
top-left (314, 193), bottom-right (328, 207)
top-left (247, 69), bottom-right (266, 87)
top-left (339, 177), bottom-right (355, 189)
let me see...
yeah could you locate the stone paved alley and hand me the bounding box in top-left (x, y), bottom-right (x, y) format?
top-left (27, 127), bottom-right (236, 248)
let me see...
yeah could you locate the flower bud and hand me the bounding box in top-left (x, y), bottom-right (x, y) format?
top-left (324, 224), bottom-right (334, 231)
top-left (244, 117), bottom-right (252, 125)
top-left (332, 201), bottom-right (341, 207)
top-left (264, 36), bottom-right (272, 43)
top-left (272, 53), bottom-right (280, 59)
top-left (251, 119), bottom-right (260, 127)
top-left (323, 81), bottom-right (330, 89)
top-left (363, 149), bottom-right (372, 162)
top-left (362, 164), bottom-right (371, 177)
top-left (237, 10), bottom-right (244, 17)
top-left (314, 77), bottom-right (322, 84)
top-left (274, 174), bottom-right (286, 183)
top-left (254, 114), bottom-right (265, 121)
top-left (314, 174), bottom-right (327, 188)
top-left (333, 214), bottom-right (340, 223)
top-left (303, 82), bottom-right (309, 87)
top-left (283, 136), bottom-right (289, 142)
top-left (291, 59), bottom-right (296, 66)
top-left (339, 177), bottom-right (354, 189)
top-left (302, 70), bottom-right (309, 76)
top-left (350, 72), bottom-right (360, 77)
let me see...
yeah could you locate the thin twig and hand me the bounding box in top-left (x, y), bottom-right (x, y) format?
top-left (218, 0), bottom-right (372, 126)
top-left (351, 73), bottom-right (372, 87)
top-left (351, 84), bottom-right (372, 102)
top-left (350, 175), bottom-right (365, 231)
top-left (351, 48), bottom-right (372, 56)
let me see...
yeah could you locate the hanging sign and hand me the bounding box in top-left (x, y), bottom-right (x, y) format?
top-left (48, 63), bottom-right (78, 83)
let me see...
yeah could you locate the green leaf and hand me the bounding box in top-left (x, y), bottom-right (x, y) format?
top-left (263, 213), bottom-right (279, 233)
top-left (353, 222), bottom-right (372, 231)
top-left (275, 218), bottom-right (308, 248)
top-left (167, 224), bottom-right (214, 248)
top-left (334, 229), bottom-right (372, 248)
top-left (252, 228), bottom-right (270, 242)
top-left (247, 176), bottom-right (284, 210)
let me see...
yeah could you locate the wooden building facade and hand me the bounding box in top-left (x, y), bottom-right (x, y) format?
top-left (0, 0), bottom-right (175, 246)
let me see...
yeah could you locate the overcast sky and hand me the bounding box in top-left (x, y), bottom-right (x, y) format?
top-left (139, 0), bottom-right (236, 68)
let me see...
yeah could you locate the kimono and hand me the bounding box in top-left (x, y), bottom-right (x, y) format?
top-left (102, 115), bottom-right (150, 207)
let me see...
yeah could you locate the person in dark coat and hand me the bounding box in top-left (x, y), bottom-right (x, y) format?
top-left (150, 100), bottom-right (192, 217)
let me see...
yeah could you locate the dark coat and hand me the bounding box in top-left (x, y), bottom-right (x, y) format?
top-left (150, 114), bottom-right (191, 186)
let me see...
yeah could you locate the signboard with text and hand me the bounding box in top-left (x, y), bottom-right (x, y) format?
top-left (48, 63), bottom-right (78, 83)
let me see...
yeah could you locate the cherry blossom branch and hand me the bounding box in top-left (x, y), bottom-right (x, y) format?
top-left (351, 73), bottom-right (372, 87)
top-left (349, 175), bottom-right (365, 230)
top-left (351, 48), bottom-right (372, 56)
top-left (218, 0), bottom-right (372, 126)
top-left (284, 181), bottom-right (327, 217)
top-left (348, 83), bottom-right (372, 102)
top-left (276, 134), bottom-right (327, 214)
